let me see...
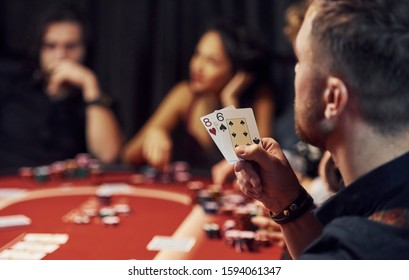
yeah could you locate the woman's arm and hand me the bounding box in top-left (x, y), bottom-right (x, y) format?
top-left (121, 81), bottom-right (192, 169)
top-left (253, 85), bottom-right (276, 137)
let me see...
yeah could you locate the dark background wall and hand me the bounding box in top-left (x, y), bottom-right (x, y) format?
top-left (0, 0), bottom-right (300, 149)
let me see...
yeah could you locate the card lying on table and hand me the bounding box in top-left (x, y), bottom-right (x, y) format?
top-left (200, 106), bottom-right (261, 164)
top-left (147, 236), bottom-right (195, 252)
top-left (0, 215), bottom-right (31, 228)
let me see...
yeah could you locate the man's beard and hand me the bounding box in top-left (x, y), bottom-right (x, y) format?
top-left (294, 98), bottom-right (330, 149)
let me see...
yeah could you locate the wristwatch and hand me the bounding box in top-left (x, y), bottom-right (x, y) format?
top-left (85, 95), bottom-right (113, 108)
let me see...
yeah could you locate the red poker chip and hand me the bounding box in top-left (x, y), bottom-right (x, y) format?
top-left (19, 167), bottom-right (33, 177)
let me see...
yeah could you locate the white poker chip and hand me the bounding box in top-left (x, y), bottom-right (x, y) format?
top-left (114, 204), bottom-right (131, 214)
top-left (99, 207), bottom-right (116, 217)
top-left (102, 216), bottom-right (120, 225)
top-left (73, 215), bottom-right (90, 224)
top-left (82, 208), bottom-right (97, 217)
top-left (220, 193), bottom-right (246, 205)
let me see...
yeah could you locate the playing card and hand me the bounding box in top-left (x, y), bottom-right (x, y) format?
top-left (200, 105), bottom-right (235, 159)
top-left (216, 108), bottom-right (261, 163)
top-left (23, 233), bottom-right (69, 244)
top-left (146, 236), bottom-right (195, 252)
top-left (0, 215), bottom-right (31, 228)
top-left (0, 249), bottom-right (46, 260)
top-left (11, 241), bottom-right (59, 254)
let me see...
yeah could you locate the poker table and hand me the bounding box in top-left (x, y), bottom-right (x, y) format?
top-left (0, 171), bottom-right (283, 260)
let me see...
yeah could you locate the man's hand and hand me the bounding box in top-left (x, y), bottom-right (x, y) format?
top-left (46, 60), bottom-right (98, 101)
top-left (234, 138), bottom-right (302, 214)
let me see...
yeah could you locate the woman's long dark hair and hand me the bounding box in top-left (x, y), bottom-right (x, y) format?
top-left (202, 20), bottom-right (275, 108)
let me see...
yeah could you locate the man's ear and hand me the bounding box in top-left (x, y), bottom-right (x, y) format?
top-left (323, 77), bottom-right (348, 120)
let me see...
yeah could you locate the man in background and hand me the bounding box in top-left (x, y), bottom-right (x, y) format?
top-left (0, 5), bottom-right (123, 174)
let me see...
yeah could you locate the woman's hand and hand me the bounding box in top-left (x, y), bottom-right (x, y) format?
top-left (141, 127), bottom-right (173, 172)
top-left (220, 71), bottom-right (254, 107)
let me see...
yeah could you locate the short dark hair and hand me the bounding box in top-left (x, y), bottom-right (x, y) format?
top-left (206, 20), bottom-right (272, 83)
top-left (30, 4), bottom-right (92, 65)
top-left (312, 0), bottom-right (409, 135)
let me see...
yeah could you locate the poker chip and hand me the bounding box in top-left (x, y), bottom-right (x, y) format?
top-left (82, 208), bottom-right (97, 217)
top-left (73, 215), bottom-right (90, 224)
top-left (220, 193), bottom-right (246, 205)
top-left (207, 185), bottom-right (222, 201)
top-left (187, 181), bottom-right (205, 204)
top-left (18, 167), bottom-right (33, 179)
top-left (197, 189), bottom-right (212, 205)
top-left (171, 161), bottom-right (191, 183)
top-left (255, 229), bottom-right (272, 247)
top-left (50, 161), bottom-right (66, 179)
top-left (238, 231), bottom-right (257, 252)
top-left (224, 229), bottom-right (240, 247)
top-left (187, 181), bottom-right (205, 190)
top-left (128, 174), bottom-right (144, 185)
top-left (98, 207), bottom-right (116, 217)
top-left (172, 161), bottom-right (190, 173)
top-left (64, 159), bottom-right (78, 178)
top-left (96, 188), bottom-right (112, 205)
top-left (113, 203), bottom-right (131, 214)
top-left (173, 171), bottom-right (191, 183)
top-left (203, 223), bottom-right (221, 239)
top-left (203, 201), bottom-right (219, 214)
top-left (102, 216), bottom-right (120, 226)
top-left (33, 166), bottom-right (50, 182)
top-left (89, 159), bottom-right (102, 182)
top-left (233, 207), bottom-right (254, 231)
top-left (222, 219), bottom-right (236, 232)
top-left (75, 153), bottom-right (92, 168)
top-left (219, 203), bottom-right (235, 216)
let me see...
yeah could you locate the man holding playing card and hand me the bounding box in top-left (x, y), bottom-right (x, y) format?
top-left (234, 0), bottom-right (409, 259)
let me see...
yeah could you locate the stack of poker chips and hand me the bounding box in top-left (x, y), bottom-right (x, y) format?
top-left (32, 166), bottom-right (51, 182)
top-left (187, 181), bottom-right (205, 204)
top-left (94, 188), bottom-right (132, 227)
top-left (202, 223), bottom-right (222, 239)
top-left (223, 229), bottom-right (257, 253)
top-left (18, 153), bottom-right (99, 183)
top-left (96, 188), bottom-right (112, 206)
top-left (171, 161), bottom-right (191, 183)
top-left (199, 188), bottom-right (270, 253)
top-left (202, 201), bottom-right (219, 214)
top-left (64, 159), bottom-right (77, 179)
top-left (140, 166), bottom-right (158, 184)
top-left (97, 204), bottom-right (120, 227)
top-left (18, 167), bottom-right (33, 180)
top-left (50, 161), bottom-right (65, 180)
top-left (75, 153), bottom-right (91, 178)
top-left (139, 161), bottom-right (192, 184)
top-left (233, 205), bottom-right (258, 231)
top-left (88, 159), bottom-right (102, 184)
top-left (254, 229), bottom-right (273, 248)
